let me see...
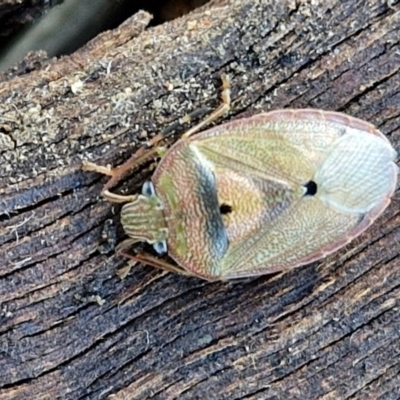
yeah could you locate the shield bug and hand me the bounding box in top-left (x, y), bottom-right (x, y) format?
top-left (83, 76), bottom-right (398, 280)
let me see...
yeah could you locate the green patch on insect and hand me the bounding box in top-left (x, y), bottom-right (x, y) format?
top-left (83, 75), bottom-right (398, 281)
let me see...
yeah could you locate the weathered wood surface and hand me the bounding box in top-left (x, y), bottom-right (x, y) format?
top-left (0, 0), bottom-right (210, 72)
top-left (1, 1), bottom-right (400, 399)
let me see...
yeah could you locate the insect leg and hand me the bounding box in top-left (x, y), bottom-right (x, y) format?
top-left (117, 239), bottom-right (194, 277)
top-left (82, 75), bottom-right (230, 191)
top-left (82, 145), bottom-right (159, 191)
top-left (146, 106), bottom-right (211, 147)
top-left (101, 190), bottom-right (137, 203)
top-left (147, 74), bottom-right (231, 146)
top-left (182, 73), bottom-right (231, 139)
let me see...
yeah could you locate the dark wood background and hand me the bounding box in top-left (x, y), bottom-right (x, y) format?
top-left (0, 1), bottom-right (399, 399)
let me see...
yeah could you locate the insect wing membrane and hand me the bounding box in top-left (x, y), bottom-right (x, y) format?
top-left (315, 131), bottom-right (398, 213)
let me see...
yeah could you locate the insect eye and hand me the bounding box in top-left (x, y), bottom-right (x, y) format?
top-left (142, 181), bottom-right (156, 197)
top-left (153, 240), bottom-right (167, 255)
top-left (220, 203), bottom-right (233, 214)
top-left (303, 180), bottom-right (318, 196)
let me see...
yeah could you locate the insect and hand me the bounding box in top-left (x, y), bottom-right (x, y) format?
top-left (83, 76), bottom-right (398, 280)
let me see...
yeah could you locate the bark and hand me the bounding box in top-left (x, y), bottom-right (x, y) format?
top-left (0, 0), bottom-right (208, 72)
top-left (0, 1), bottom-right (400, 399)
